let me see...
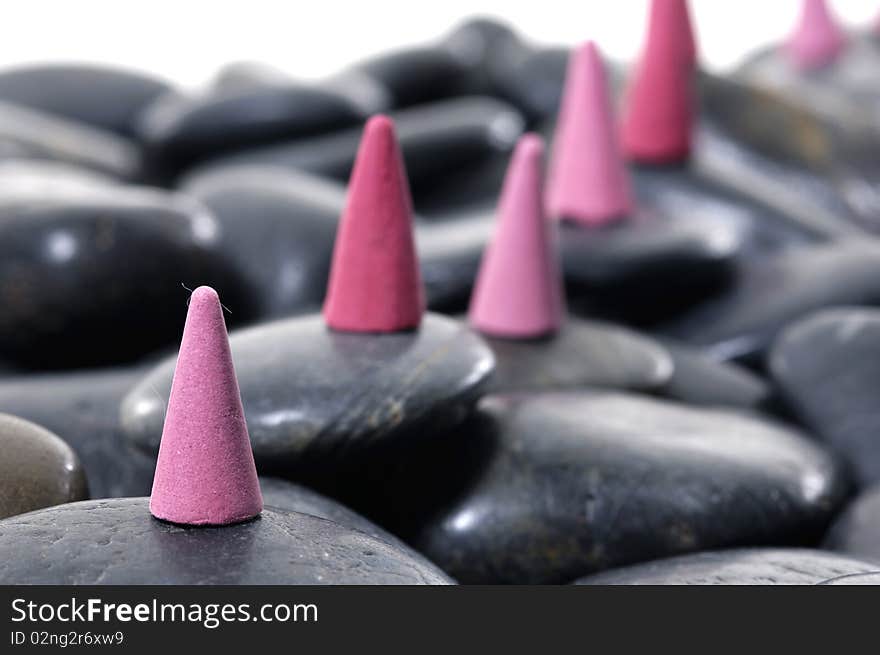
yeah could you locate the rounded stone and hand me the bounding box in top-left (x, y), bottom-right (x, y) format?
top-left (662, 241), bottom-right (880, 364)
top-left (348, 47), bottom-right (469, 108)
top-left (0, 160), bottom-right (117, 195)
top-left (181, 165), bottom-right (340, 319)
top-left (658, 338), bottom-right (772, 410)
top-left (260, 478), bottom-right (412, 551)
top-left (0, 367), bottom-right (153, 499)
top-left (0, 64), bottom-right (172, 136)
top-left (770, 308), bottom-right (880, 487)
top-left (574, 549), bottom-right (879, 585)
top-left (404, 391), bottom-right (848, 584)
top-left (0, 413), bottom-right (88, 519)
top-left (137, 84), bottom-right (365, 175)
top-left (0, 184), bottom-right (252, 369)
top-left (0, 101), bottom-right (140, 179)
top-left (187, 96), bottom-right (524, 191)
top-left (0, 498), bottom-right (453, 584)
top-left (824, 485), bottom-right (880, 562)
top-left (121, 314), bottom-right (494, 472)
top-left (482, 318), bottom-right (673, 394)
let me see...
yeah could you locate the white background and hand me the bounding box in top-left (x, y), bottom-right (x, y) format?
top-left (5, 0), bottom-right (879, 86)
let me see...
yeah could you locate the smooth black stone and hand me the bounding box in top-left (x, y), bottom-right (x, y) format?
top-left (0, 368), bottom-right (153, 498)
top-left (414, 203), bottom-right (743, 319)
top-left (661, 241), bottom-right (880, 364)
top-left (181, 166), bottom-right (340, 319)
top-left (210, 61), bottom-right (296, 93)
top-left (0, 160), bottom-right (118, 194)
top-left (704, 59), bottom-right (880, 235)
top-left (137, 84), bottom-right (366, 174)
top-left (574, 549), bottom-right (878, 585)
top-left (259, 478), bottom-right (410, 550)
top-left (121, 314), bottom-right (494, 473)
top-left (0, 64), bottom-right (172, 136)
top-left (770, 308), bottom-right (880, 486)
top-left (658, 338), bottom-right (772, 410)
top-left (346, 47), bottom-right (470, 108)
top-left (0, 184), bottom-right (252, 369)
top-left (0, 498), bottom-right (453, 584)
top-left (824, 485), bottom-right (880, 563)
top-left (0, 101), bottom-right (140, 179)
top-left (401, 391), bottom-right (847, 584)
top-left (186, 97), bottom-right (525, 192)
top-left (482, 318), bottom-right (673, 394)
top-left (560, 206), bottom-right (743, 325)
top-left (0, 413), bottom-right (88, 519)
top-left (697, 73), bottom-right (867, 236)
top-left (441, 18), bottom-right (524, 93)
top-left (442, 18), bottom-right (568, 122)
top-left (490, 47), bottom-right (568, 123)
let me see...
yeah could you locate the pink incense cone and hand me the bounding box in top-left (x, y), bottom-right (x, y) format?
top-left (323, 115), bottom-right (425, 332)
top-left (469, 134), bottom-right (565, 339)
top-left (150, 286), bottom-right (263, 526)
top-left (547, 41), bottom-right (633, 226)
top-left (621, 0), bottom-right (696, 164)
top-left (785, 0), bottom-right (845, 71)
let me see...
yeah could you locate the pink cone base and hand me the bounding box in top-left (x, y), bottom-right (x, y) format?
top-left (150, 286), bottom-right (263, 527)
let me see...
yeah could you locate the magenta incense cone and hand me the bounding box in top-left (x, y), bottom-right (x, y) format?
top-left (150, 286), bottom-right (263, 526)
top-left (621, 0), bottom-right (696, 164)
top-left (323, 114), bottom-right (426, 333)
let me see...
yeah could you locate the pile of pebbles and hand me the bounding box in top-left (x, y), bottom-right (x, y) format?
top-left (2, 1), bottom-right (880, 585)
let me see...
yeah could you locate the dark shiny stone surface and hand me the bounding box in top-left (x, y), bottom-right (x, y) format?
top-left (187, 97), bottom-right (525, 191)
top-left (0, 498), bottom-right (453, 584)
top-left (574, 549), bottom-right (878, 585)
top-left (0, 413), bottom-right (88, 519)
top-left (137, 84), bottom-right (365, 173)
top-left (260, 478), bottom-right (410, 550)
top-left (0, 101), bottom-right (140, 179)
top-left (121, 314), bottom-right (494, 473)
top-left (658, 338), bottom-right (772, 410)
top-left (0, 160), bottom-right (117, 194)
top-left (403, 391), bottom-right (847, 584)
top-left (824, 485), bottom-right (880, 563)
top-left (0, 367), bottom-right (153, 499)
top-left (0, 184), bottom-right (251, 369)
top-left (0, 64), bottom-right (172, 136)
top-left (696, 72), bottom-right (868, 237)
top-left (210, 61), bottom-right (295, 93)
top-left (442, 18), bottom-right (568, 121)
top-left (482, 318), bottom-right (673, 394)
top-left (770, 308), bottom-right (880, 487)
top-left (347, 47), bottom-right (469, 108)
top-left (661, 241), bottom-right (880, 364)
top-left (182, 166), bottom-right (340, 319)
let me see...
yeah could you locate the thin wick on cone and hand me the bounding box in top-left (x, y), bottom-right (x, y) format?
top-left (547, 41), bottom-right (632, 226)
top-left (785, 0), bottom-right (845, 71)
top-left (323, 115), bottom-right (425, 333)
top-left (621, 0), bottom-right (696, 164)
top-left (469, 133), bottom-right (565, 339)
top-left (150, 286), bottom-right (263, 526)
